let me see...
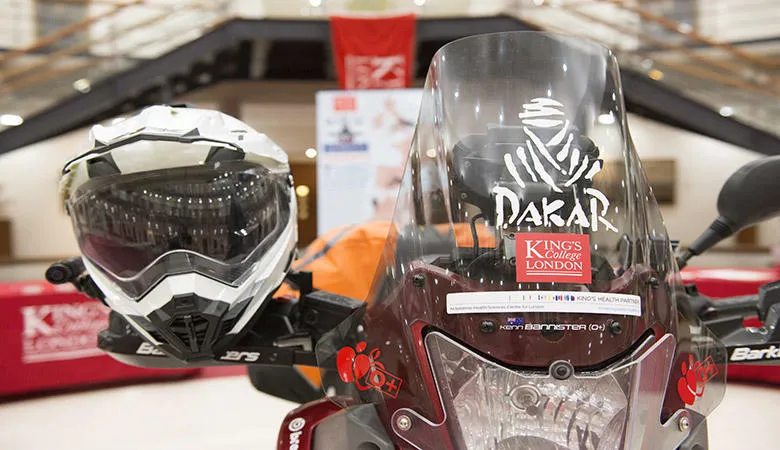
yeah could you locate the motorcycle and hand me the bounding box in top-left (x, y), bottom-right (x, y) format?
top-left (47, 32), bottom-right (780, 449)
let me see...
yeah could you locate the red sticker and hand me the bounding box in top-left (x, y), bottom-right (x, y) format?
top-left (333, 96), bottom-right (357, 111)
top-left (336, 342), bottom-right (403, 399)
top-left (516, 233), bottom-right (591, 284)
top-left (677, 355), bottom-right (718, 406)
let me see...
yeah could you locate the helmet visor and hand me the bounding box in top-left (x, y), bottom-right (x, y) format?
top-left (68, 160), bottom-right (291, 298)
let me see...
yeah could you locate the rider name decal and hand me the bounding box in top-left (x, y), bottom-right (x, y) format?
top-left (516, 233), bottom-right (591, 284)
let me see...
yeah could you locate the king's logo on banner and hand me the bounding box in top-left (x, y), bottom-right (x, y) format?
top-left (330, 14), bottom-right (416, 90)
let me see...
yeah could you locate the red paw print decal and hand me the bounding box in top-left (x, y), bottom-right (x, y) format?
top-left (336, 342), bottom-right (403, 399)
top-left (677, 355), bottom-right (719, 406)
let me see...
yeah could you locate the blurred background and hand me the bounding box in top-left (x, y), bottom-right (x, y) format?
top-left (0, 1), bottom-right (779, 449)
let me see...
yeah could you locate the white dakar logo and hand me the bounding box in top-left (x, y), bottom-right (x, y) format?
top-left (492, 98), bottom-right (617, 233)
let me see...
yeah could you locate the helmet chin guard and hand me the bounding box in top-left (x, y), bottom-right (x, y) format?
top-left (136, 293), bottom-right (234, 361)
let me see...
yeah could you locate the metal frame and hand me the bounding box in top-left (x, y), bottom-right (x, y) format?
top-left (621, 69), bottom-right (780, 155)
top-left (0, 15), bottom-right (777, 156)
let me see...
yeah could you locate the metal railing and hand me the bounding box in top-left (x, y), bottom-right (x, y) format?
top-left (0, 0), bottom-right (227, 125)
top-left (507, 0), bottom-right (779, 137)
top-left (0, 0), bottom-right (777, 136)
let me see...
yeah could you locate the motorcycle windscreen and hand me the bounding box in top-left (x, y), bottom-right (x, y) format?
top-left (315, 32), bottom-right (726, 449)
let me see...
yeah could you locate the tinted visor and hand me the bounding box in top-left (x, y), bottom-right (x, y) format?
top-left (68, 160), bottom-right (291, 298)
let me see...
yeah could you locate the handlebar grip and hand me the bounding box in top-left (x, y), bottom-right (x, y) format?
top-left (702, 294), bottom-right (760, 319)
top-left (45, 257), bottom-right (85, 284)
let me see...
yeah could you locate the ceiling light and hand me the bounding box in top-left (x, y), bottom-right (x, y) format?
top-left (73, 78), bottom-right (91, 93)
top-left (295, 185), bottom-right (311, 197)
top-left (309, 0), bottom-right (322, 7)
top-left (597, 113), bottom-right (615, 125)
top-left (719, 106), bottom-right (734, 117)
top-left (414, 0), bottom-right (426, 5)
top-left (425, 148), bottom-right (437, 158)
top-left (648, 69), bottom-right (664, 81)
top-left (0, 114), bottom-right (23, 126)
top-left (533, 0), bottom-right (544, 5)
top-left (305, 148), bottom-right (318, 159)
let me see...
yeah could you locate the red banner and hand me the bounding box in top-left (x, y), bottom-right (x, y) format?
top-left (329, 14), bottom-right (416, 90)
top-left (0, 281), bottom-right (197, 397)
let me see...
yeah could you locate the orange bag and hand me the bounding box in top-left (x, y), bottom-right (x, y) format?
top-left (277, 221), bottom-right (496, 300)
top-left (276, 222), bottom-right (392, 301)
top-left (266, 221), bottom-right (499, 395)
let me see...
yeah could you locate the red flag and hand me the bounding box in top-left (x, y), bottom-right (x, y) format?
top-left (330, 14), bottom-right (416, 90)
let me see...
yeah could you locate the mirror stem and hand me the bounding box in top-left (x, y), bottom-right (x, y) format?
top-left (676, 250), bottom-right (693, 270)
top-left (678, 216), bottom-right (736, 269)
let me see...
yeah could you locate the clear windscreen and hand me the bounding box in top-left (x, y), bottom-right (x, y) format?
top-left (316, 32), bottom-right (726, 449)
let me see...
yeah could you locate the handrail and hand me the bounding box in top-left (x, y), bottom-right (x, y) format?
top-left (0, 60), bottom-right (95, 97)
top-left (514, 7), bottom-right (780, 109)
top-left (556, 3), bottom-right (780, 97)
top-left (0, 8), bottom-right (219, 97)
top-left (0, 0), bottom-right (143, 65)
top-left (36, 0), bottom-right (178, 5)
top-left (0, 3), bottom-right (212, 95)
top-left (599, 0), bottom-right (778, 69)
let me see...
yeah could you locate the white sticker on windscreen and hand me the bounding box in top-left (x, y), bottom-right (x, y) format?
top-left (446, 291), bottom-right (642, 317)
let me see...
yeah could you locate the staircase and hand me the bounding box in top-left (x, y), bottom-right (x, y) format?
top-left (0, 0), bottom-right (229, 129)
top-left (510, 0), bottom-right (780, 140)
top-left (0, 0), bottom-right (777, 153)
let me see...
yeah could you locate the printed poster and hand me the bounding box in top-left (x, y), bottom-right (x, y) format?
top-left (315, 89), bottom-right (422, 234)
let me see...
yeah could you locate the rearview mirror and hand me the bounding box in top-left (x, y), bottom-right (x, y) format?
top-left (717, 155), bottom-right (780, 229)
top-left (678, 155), bottom-right (780, 267)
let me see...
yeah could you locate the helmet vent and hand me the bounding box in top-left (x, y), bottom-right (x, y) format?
top-left (87, 154), bottom-right (121, 178)
top-left (168, 314), bottom-right (210, 352)
top-left (205, 146), bottom-right (244, 163)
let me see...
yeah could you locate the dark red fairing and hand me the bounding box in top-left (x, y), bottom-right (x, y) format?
top-left (361, 262), bottom-right (674, 430)
top-left (277, 396), bottom-right (350, 450)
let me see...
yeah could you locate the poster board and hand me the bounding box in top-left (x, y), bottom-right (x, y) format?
top-left (315, 89), bottom-right (422, 234)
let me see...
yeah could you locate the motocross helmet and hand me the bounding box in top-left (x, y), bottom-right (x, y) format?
top-left (315, 32), bottom-right (727, 449)
top-left (60, 105), bottom-right (297, 362)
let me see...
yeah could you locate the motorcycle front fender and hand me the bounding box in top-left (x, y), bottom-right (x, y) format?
top-left (277, 397), bottom-right (395, 450)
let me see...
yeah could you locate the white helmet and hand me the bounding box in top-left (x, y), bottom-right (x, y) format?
top-left (60, 105), bottom-right (297, 361)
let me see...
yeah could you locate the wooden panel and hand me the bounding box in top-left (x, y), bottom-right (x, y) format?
top-left (599, 159), bottom-right (676, 204)
top-left (0, 219), bottom-right (12, 259)
top-left (736, 226), bottom-right (759, 247)
top-left (642, 159), bottom-right (676, 204)
top-left (290, 163), bottom-right (317, 248)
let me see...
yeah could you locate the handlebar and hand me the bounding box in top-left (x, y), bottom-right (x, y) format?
top-left (45, 257), bottom-right (105, 303)
top-left (700, 294), bottom-right (760, 321)
top-left (44, 254), bottom-right (780, 368)
top-left (686, 282), bottom-right (780, 365)
top-left (45, 257), bottom-right (86, 284)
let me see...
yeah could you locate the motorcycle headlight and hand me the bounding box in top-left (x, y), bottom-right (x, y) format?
top-left (422, 332), bottom-right (629, 449)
